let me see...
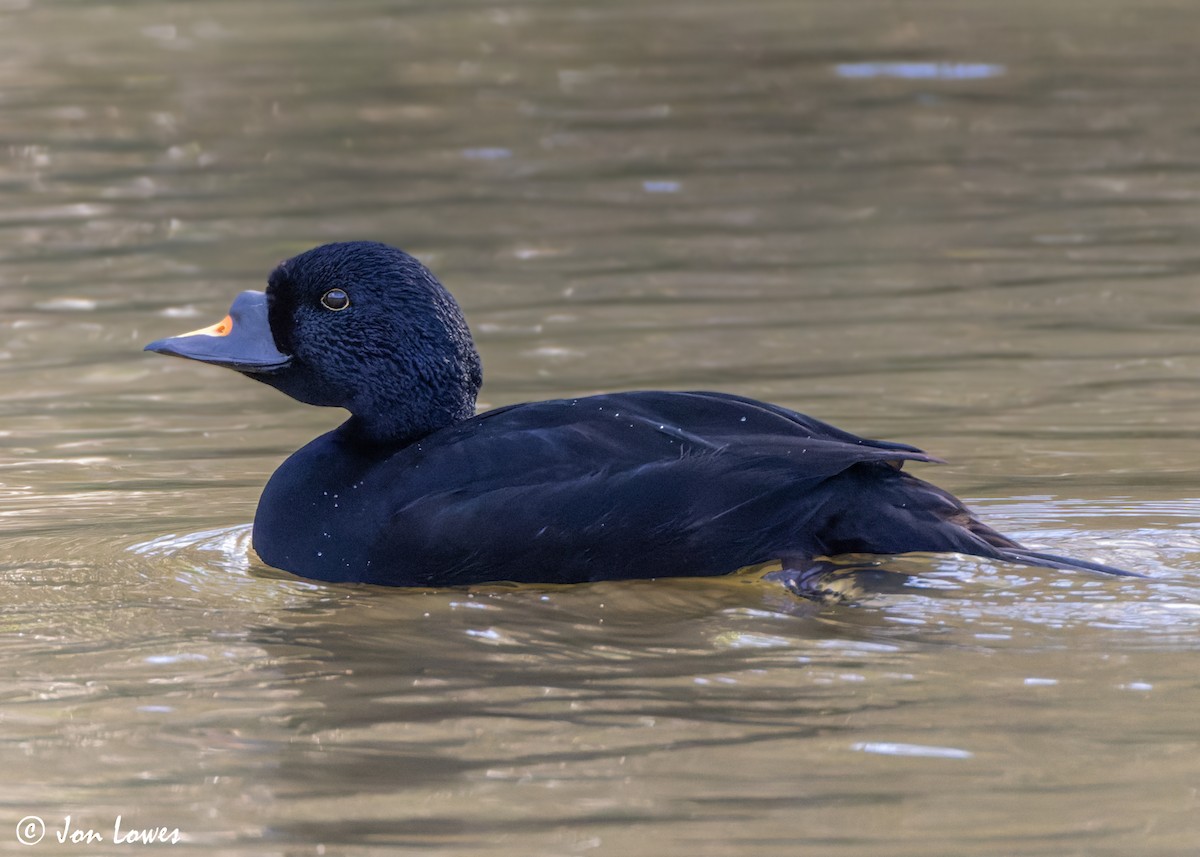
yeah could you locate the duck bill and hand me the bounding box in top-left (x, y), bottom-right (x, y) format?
top-left (144, 290), bottom-right (291, 373)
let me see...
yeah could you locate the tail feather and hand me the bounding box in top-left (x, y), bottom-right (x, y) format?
top-left (989, 546), bottom-right (1144, 578)
top-left (956, 507), bottom-right (1143, 577)
top-left (819, 464), bottom-right (1144, 578)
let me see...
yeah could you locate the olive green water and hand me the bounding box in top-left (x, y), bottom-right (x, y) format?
top-left (3, 0), bottom-right (1200, 854)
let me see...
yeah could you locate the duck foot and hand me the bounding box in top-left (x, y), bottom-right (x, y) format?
top-left (763, 558), bottom-right (916, 604)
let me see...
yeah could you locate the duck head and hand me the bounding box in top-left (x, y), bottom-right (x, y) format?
top-left (145, 241), bottom-right (483, 446)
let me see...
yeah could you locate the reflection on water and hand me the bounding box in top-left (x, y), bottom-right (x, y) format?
top-left (833, 62), bottom-right (1008, 80)
top-left (3, 0), bottom-right (1200, 853)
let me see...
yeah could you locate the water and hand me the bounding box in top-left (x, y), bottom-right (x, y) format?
top-left (3, 0), bottom-right (1200, 853)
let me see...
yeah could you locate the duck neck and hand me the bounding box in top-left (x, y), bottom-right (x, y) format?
top-left (341, 359), bottom-right (482, 448)
top-left (341, 401), bottom-right (472, 449)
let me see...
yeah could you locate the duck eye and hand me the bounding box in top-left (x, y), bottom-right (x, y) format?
top-left (320, 288), bottom-right (350, 311)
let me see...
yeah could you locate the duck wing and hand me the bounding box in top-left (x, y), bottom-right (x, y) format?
top-left (363, 391), bottom-right (1008, 585)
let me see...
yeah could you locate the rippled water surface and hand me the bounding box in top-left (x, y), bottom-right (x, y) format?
top-left (3, 0), bottom-right (1200, 854)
